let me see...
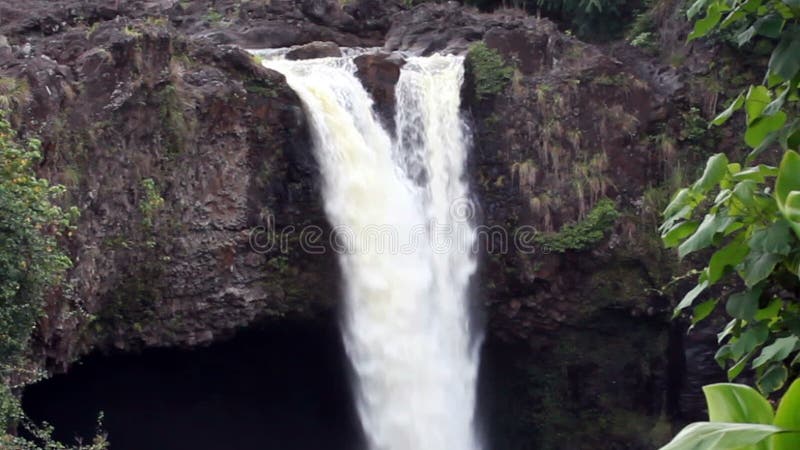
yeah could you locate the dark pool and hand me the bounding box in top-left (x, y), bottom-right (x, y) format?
top-left (22, 318), bottom-right (365, 450)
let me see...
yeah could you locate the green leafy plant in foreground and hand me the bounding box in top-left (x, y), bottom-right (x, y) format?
top-left (660, 379), bottom-right (800, 450)
top-left (661, 0), bottom-right (800, 394)
top-left (662, 150), bottom-right (800, 393)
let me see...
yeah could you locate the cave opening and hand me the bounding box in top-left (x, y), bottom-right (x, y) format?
top-left (22, 317), bottom-right (365, 450)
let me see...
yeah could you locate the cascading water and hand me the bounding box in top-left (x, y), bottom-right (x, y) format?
top-left (261, 51), bottom-right (481, 450)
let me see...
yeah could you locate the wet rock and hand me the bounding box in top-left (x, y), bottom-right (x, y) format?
top-left (286, 41), bottom-right (342, 60)
top-left (385, 2), bottom-right (486, 55)
top-left (354, 52), bottom-right (405, 131)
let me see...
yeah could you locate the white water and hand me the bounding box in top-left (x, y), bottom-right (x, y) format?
top-left (261, 52), bottom-right (481, 450)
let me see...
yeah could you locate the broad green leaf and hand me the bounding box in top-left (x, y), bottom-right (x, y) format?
top-left (741, 252), bottom-right (782, 287)
top-left (719, 319), bottom-right (739, 343)
top-left (785, 191), bottom-right (800, 221)
top-left (662, 205), bottom-right (695, 233)
top-left (775, 2), bottom-right (796, 19)
top-left (679, 213), bottom-right (733, 258)
top-left (709, 239), bottom-right (750, 283)
top-left (732, 165), bottom-right (778, 182)
top-left (745, 112), bottom-right (787, 148)
top-left (694, 153), bottom-right (730, 192)
top-left (730, 322), bottom-right (769, 359)
top-left (755, 298), bottom-right (782, 321)
top-left (717, 344), bottom-right (734, 367)
top-left (732, 180), bottom-right (759, 209)
top-left (748, 220), bottom-right (792, 255)
top-left (704, 383), bottom-right (774, 425)
top-left (763, 86), bottom-right (789, 117)
top-left (773, 379), bottom-right (800, 450)
top-left (728, 350), bottom-right (755, 380)
top-left (664, 188), bottom-right (692, 218)
top-left (769, 26), bottom-right (800, 81)
top-left (757, 362), bottom-right (788, 393)
top-left (737, 25), bottom-right (757, 46)
top-left (756, 13), bottom-right (785, 38)
top-left (688, 4), bottom-right (723, 40)
top-left (776, 150), bottom-right (800, 206)
top-left (687, 0), bottom-right (712, 18)
top-left (742, 0), bottom-right (763, 13)
top-left (753, 336), bottom-right (799, 368)
top-left (746, 86), bottom-right (772, 125)
top-left (675, 280), bottom-right (710, 318)
top-left (776, 150), bottom-right (800, 238)
top-left (694, 298), bottom-right (719, 324)
top-left (715, 188), bottom-right (733, 206)
top-left (713, 94), bottom-right (744, 125)
top-left (658, 422), bottom-right (782, 450)
top-left (663, 221), bottom-right (700, 248)
top-left (727, 288), bottom-right (762, 321)
top-left (748, 127), bottom-right (781, 161)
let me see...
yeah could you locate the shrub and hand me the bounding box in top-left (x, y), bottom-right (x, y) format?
top-left (535, 198), bottom-right (619, 252)
top-left (465, 41), bottom-right (514, 100)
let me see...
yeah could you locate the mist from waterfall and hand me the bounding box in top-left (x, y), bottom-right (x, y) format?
top-left (261, 51), bottom-right (481, 450)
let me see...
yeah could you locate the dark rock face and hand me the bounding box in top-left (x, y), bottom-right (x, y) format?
top-left (354, 52), bottom-right (405, 132)
top-left (0, 18), bottom-right (337, 369)
top-left (385, 2), bottom-right (487, 54)
top-left (286, 41), bottom-right (342, 60)
top-left (454, 15), bottom-right (686, 449)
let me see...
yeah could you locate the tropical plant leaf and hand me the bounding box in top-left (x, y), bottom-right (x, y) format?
top-left (675, 280), bottom-right (710, 318)
top-left (694, 298), bottom-right (719, 324)
top-left (745, 112), bottom-right (787, 148)
top-left (753, 336), bottom-right (799, 369)
top-left (694, 153), bottom-right (730, 192)
top-left (757, 362), bottom-right (788, 393)
top-left (679, 213), bottom-right (732, 258)
top-left (658, 422), bottom-right (782, 450)
top-left (727, 289), bottom-right (762, 321)
top-left (704, 383), bottom-right (775, 425)
top-left (688, 3), bottom-right (724, 40)
top-left (773, 379), bottom-right (800, 450)
top-left (769, 26), bottom-right (800, 81)
top-left (713, 94), bottom-right (744, 125)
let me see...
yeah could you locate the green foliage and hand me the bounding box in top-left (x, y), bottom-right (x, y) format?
top-left (0, 113), bottom-right (101, 448)
top-left (659, 380), bottom-right (800, 450)
top-left (158, 84), bottom-right (191, 157)
top-left (465, 42), bottom-right (514, 101)
top-left (2, 411), bottom-right (109, 449)
top-left (534, 0), bottom-right (640, 40)
top-left (0, 113), bottom-right (77, 369)
top-left (203, 9), bottom-right (224, 23)
top-left (536, 198), bottom-right (619, 252)
top-left (0, 78), bottom-right (31, 112)
top-left (661, 152), bottom-right (800, 392)
top-left (139, 178), bottom-right (164, 229)
top-left (663, 0), bottom-right (800, 396)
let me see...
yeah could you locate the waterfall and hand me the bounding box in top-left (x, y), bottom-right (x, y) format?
top-left (261, 51), bottom-right (481, 450)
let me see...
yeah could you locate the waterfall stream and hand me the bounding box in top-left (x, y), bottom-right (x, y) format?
top-left (260, 51), bottom-right (481, 450)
